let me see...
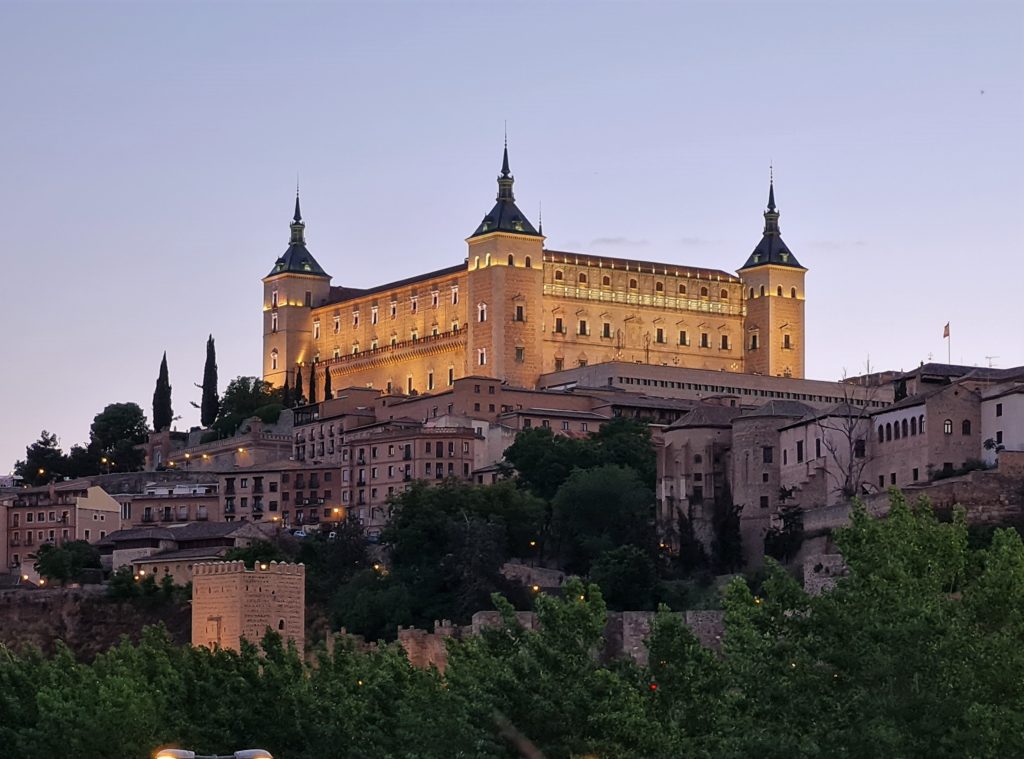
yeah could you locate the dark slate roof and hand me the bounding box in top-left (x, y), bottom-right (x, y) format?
top-left (134, 546), bottom-right (230, 563)
top-left (739, 180), bottom-right (803, 270)
top-left (266, 239), bottom-right (330, 279)
top-left (469, 145), bottom-right (542, 239)
top-left (665, 405), bottom-right (744, 431)
top-left (543, 250), bottom-right (737, 282)
top-left (738, 399), bottom-right (815, 419)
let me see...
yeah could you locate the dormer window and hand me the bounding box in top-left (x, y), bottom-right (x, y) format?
top-left (780, 252), bottom-right (789, 262)
top-left (752, 254), bottom-right (761, 263)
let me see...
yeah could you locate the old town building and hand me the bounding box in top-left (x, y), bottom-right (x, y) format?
top-left (262, 146), bottom-right (808, 396)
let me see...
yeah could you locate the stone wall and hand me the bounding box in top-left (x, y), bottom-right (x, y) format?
top-left (0, 587), bottom-right (190, 659)
top-left (397, 609), bottom-right (726, 673)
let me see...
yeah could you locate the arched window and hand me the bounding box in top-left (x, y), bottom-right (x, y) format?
top-left (554, 270), bottom-right (564, 281)
top-left (507, 254), bottom-right (515, 266)
top-left (791, 287), bottom-right (797, 298)
top-left (962, 420), bottom-right (972, 435)
top-left (629, 278), bottom-right (638, 289)
top-left (700, 286), bottom-right (709, 297)
top-left (919, 414), bottom-right (925, 433)
top-left (760, 285), bottom-right (766, 297)
top-left (679, 284), bottom-right (687, 295)
top-left (894, 422), bottom-right (901, 440)
top-left (474, 256), bottom-right (480, 269)
top-left (878, 425), bottom-right (884, 443)
top-left (901, 419), bottom-right (908, 437)
top-left (749, 287), bottom-right (754, 299)
top-left (485, 253), bottom-right (491, 266)
top-left (602, 275), bottom-right (611, 286)
top-left (478, 303), bottom-right (487, 323)
top-left (885, 423), bottom-right (892, 441)
top-left (579, 272), bottom-right (588, 284)
top-left (525, 256), bottom-right (531, 268)
top-left (911, 417), bottom-right (917, 436)
top-left (943, 419), bottom-right (953, 435)
top-left (721, 289), bottom-right (729, 299)
top-left (655, 282), bottom-right (664, 292)
top-left (776, 286), bottom-right (782, 297)
top-left (271, 350), bottom-right (278, 371)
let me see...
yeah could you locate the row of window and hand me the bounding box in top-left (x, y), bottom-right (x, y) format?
top-left (552, 270), bottom-right (733, 298)
top-left (749, 285), bottom-right (799, 299)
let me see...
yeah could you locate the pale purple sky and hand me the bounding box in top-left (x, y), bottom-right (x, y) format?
top-left (2, 1), bottom-right (1022, 473)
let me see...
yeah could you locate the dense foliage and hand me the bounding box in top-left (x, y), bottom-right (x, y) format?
top-left (2, 493), bottom-right (1022, 758)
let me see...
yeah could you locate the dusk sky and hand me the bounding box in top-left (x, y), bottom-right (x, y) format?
top-left (2, 1), bottom-right (1021, 473)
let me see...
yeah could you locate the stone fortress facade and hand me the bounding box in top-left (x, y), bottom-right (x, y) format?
top-left (262, 146), bottom-right (807, 394)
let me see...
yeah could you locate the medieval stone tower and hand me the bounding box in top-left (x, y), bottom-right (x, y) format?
top-left (739, 176), bottom-right (807, 378)
top-left (262, 194), bottom-right (331, 388)
top-left (465, 142), bottom-right (545, 388)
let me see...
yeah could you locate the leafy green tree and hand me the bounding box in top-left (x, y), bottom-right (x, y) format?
top-left (550, 464), bottom-right (655, 574)
top-left (213, 376), bottom-right (282, 437)
top-left (89, 402), bottom-right (148, 471)
top-left (13, 430), bottom-right (66, 485)
top-left (501, 426), bottom-right (596, 500)
top-left (590, 545), bottom-right (659, 610)
top-left (31, 541), bottom-right (101, 586)
top-left (299, 516), bottom-right (369, 605)
top-left (223, 539), bottom-right (288, 568)
top-left (152, 352), bottom-right (173, 432)
top-left (196, 334), bottom-right (220, 427)
top-left (589, 416), bottom-right (657, 487)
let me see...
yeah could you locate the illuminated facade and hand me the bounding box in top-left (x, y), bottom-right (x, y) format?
top-left (263, 147), bottom-right (807, 395)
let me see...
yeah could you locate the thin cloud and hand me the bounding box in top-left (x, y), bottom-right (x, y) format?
top-left (589, 237), bottom-right (651, 247)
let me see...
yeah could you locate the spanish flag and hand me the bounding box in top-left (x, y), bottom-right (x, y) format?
top-left (943, 322), bottom-right (950, 338)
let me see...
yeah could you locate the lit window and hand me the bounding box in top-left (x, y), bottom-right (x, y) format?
top-left (313, 320), bottom-right (321, 340)
top-left (371, 306), bottom-right (378, 324)
top-left (271, 312), bottom-right (278, 333)
top-left (271, 290), bottom-right (279, 308)
top-left (478, 348), bottom-right (487, 366)
top-left (271, 350), bottom-right (278, 371)
top-left (390, 301), bottom-right (397, 318)
top-left (410, 297), bottom-right (418, 314)
top-left (478, 303), bottom-right (487, 322)
top-left (943, 419), bottom-right (953, 435)
top-left (451, 286), bottom-right (459, 304)
top-left (431, 291), bottom-right (439, 307)
top-left (353, 311), bottom-right (360, 328)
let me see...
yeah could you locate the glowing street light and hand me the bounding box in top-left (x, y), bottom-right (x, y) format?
top-left (155, 750), bottom-right (273, 759)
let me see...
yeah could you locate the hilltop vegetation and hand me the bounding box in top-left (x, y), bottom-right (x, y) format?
top-left (3, 493), bottom-right (1023, 758)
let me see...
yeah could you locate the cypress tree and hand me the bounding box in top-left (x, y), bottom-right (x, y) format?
top-left (294, 365), bottom-right (304, 405)
top-left (281, 377), bottom-right (292, 408)
top-left (152, 352), bottom-right (173, 432)
top-left (309, 365), bottom-right (318, 404)
top-left (199, 335), bottom-right (220, 427)
top-left (324, 366), bottom-right (332, 401)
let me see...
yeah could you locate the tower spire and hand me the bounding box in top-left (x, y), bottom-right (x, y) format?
top-left (767, 164), bottom-right (776, 212)
top-left (293, 177), bottom-right (302, 223)
top-left (497, 136), bottom-right (515, 201)
top-left (290, 184), bottom-right (305, 244)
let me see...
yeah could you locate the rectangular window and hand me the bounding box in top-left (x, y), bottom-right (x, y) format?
top-left (720, 334), bottom-right (730, 350)
top-left (271, 290), bottom-right (279, 308)
top-left (515, 346), bottom-right (525, 362)
top-left (762, 446), bottom-right (773, 464)
top-left (390, 301), bottom-right (397, 318)
top-left (581, 422), bottom-right (588, 432)
top-left (656, 328), bottom-right (665, 344)
top-left (890, 472), bottom-right (896, 485)
top-left (353, 311), bottom-right (360, 327)
top-left (997, 430), bottom-right (1003, 444)
top-left (554, 358), bottom-right (564, 372)
top-left (271, 312), bottom-right (278, 333)
top-left (996, 403), bottom-right (1003, 417)
top-left (478, 348), bottom-right (487, 366)
top-left (304, 291), bottom-right (312, 307)
top-left (796, 440), bottom-right (804, 463)
top-left (448, 367), bottom-right (454, 386)
top-left (750, 334), bottom-right (759, 350)
top-left (815, 438), bottom-right (821, 458)
top-left (313, 320), bottom-right (321, 340)
top-left (555, 317), bottom-right (564, 334)
top-left (912, 468), bottom-right (919, 481)
top-left (783, 334), bottom-right (792, 350)
top-left (334, 315), bottom-right (341, 333)
top-left (427, 371), bottom-right (434, 390)
top-left (679, 330), bottom-right (688, 346)
top-left (759, 495), bottom-right (769, 509)
top-left (431, 291), bottom-right (439, 308)
top-left (603, 322), bottom-right (612, 338)
top-left (515, 305), bottom-right (524, 322)
top-left (561, 421), bottom-right (570, 431)
top-left (371, 306), bottom-right (378, 325)
top-left (700, 332), bottom-right (709, 348)
top-left (578, 319), bottom-right (588, 336)
top-left (410, 297), bottom-right (418, 314)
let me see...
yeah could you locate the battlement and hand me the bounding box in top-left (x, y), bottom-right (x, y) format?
top-left (192, 560), bottom-right (305, 577)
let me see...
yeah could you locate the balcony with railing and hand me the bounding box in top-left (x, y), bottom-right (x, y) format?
top-left (321, 326), bottom-right (467, 371)
top-left (542, 283), bottom-right (744, 317)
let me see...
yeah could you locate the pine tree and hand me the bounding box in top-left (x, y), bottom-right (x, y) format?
top-left (152, 353), bottom-right (173, 432)
top-left (294, 364), bottom-right (304, 405)
top-left (324, 366), bottom-right (332, 401)
top-left (199, 334), bottom-right (219, 427)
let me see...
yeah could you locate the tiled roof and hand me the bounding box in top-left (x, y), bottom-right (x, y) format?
top-left (324, 263), bottom-right (465, 306)
top-left (665, 405), bottom-right (744, 431)
top-left (542, 249), bottom-right (736, 282)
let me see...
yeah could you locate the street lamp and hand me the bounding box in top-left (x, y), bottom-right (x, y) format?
top-left (155, 749), bottom-right (273, 759)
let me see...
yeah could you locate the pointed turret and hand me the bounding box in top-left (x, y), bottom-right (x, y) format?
top-left (739, 172), bottom-right (801, 269)
top-left (470, 141), bottom-right (541, 238)
top-left (268, 190), bottom-right (329, 277)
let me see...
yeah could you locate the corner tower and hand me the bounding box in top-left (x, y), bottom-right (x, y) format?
top-left (465, 141), bottom-right (545, 387)
top-left (262, 192), bottom-right (332, 388)
top-left (739, 174), bottom-right (807, 378)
